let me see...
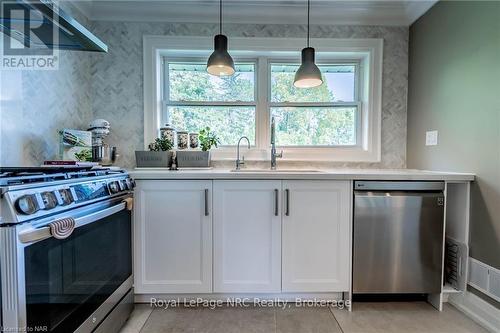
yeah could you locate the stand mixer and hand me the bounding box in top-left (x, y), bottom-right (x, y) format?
top-left (88, 119), bottom-right (118, 165)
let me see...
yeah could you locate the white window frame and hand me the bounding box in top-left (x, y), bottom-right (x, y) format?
top-left (144, 36), bottom-right (382, 162)
top-left (163, 57), bottom-right (259, 146)
top-left (267, 60), bottom-right (362, 148)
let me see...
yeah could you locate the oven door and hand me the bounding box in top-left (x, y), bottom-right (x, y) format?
top-left (0, 196), bottom-right (132, 333)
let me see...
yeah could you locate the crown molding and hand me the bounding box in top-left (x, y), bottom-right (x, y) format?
top-left (70, 0), bottom-right (437, 26)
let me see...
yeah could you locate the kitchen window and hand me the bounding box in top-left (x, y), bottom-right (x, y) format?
top-left (145, 37), bottom-right (382, 162)
top-left (165, 62), bottom-right (257, 146)
top-left (269, 63), bottom-right (359, 147)
top-left (163, 61), bottom-right (360, 148)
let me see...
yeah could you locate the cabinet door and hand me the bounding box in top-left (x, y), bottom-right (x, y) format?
top-left (134, 180), bottom-right (212, 293)
top-left (213, 180), bottom-right (281, 292)
top-left (282, 180), bottom-right (350, 292)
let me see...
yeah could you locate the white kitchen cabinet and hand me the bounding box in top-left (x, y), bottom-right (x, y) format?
top-left (134, 180), bottom-right (212, 293)
top-left (282, 180), bottom-right (350, 292)
top-left (213, 180), bottom-right (282, 292)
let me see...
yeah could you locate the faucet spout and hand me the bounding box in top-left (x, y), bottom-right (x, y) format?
top-left (235, 136), bottom-right (251, 170)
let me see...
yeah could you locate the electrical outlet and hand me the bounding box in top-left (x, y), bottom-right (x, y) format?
top-left (426, 130), bottom-right (438, 146)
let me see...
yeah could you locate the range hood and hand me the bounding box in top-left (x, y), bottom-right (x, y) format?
top-left (0, 0), bottom-right (107, 52)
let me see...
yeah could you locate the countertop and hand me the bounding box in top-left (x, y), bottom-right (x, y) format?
top-left (129, 168), bottom-right (475, 181)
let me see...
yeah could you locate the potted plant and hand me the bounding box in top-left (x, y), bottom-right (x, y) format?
top-left (135, 137), bottom-right (174, 168)
top-left (177, 127), bottom-right (220, 168)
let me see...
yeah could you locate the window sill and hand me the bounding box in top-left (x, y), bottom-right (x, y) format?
top-left (209, 147), bottom-right (381, 163)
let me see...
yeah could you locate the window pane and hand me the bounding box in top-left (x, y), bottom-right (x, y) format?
top-left (271, 64), bottom-right (356, 103)
top-left (169, 106), bottom-right (255, 145)
top-left (270, 107), bottom-right (356, 146)
top-left (169, 63), bottom-right (255, 102)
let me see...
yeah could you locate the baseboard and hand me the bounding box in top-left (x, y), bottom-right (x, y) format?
top-left (448, 290), bottom-right (500, 333)
top-left (135, 292), bottom-right (344, 303)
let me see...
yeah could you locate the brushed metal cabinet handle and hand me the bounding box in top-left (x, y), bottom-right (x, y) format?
top-left (274, 189), bottom-right (279, 216)
top-left (285, 189), bottom-right (290, 216)
top-left (204, 189), bottom-right (209, 216)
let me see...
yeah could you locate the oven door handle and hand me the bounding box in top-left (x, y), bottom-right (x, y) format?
top-left (19, 201), bottom-right (128, 244)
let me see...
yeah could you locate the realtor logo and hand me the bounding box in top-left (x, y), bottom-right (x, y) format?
top-left (0, 0), bottom-right (59, 70)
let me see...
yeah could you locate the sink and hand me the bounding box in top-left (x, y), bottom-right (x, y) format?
top-left (230, 169), bottom-right (322, 173)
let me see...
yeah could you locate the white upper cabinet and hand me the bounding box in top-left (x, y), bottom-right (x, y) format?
top-left (213, 180), bottom-right (282, 292)
top-left (134, 180), bottom-right (212, 294)
top-left (282, 180), bottom-right (351, 292)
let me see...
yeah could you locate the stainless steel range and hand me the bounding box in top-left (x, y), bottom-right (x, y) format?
top-left (0, 167), bottom-right (134, 333)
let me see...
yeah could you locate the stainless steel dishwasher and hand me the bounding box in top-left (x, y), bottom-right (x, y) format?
top-left (353, 181), bottom-right (445, 294)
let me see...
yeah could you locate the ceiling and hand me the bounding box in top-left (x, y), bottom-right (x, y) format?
top-left (71, 0), bottom-right (437, 26)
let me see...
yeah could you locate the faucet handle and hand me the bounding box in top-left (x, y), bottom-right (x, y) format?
top-left (276, 150), bottom-right (283, 158)
top-left (235, 156), bottom-right (245, 170)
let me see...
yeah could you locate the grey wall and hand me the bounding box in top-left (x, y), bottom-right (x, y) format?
top-left (407, 1), bottom-right (500, 271)
top-left (0, 3), bottom-right (93, 166)
top-left (89, 22), bottom-right (409, 169)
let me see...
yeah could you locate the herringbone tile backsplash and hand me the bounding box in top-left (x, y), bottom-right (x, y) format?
top-left (90, 22), bottom-right (408, 169)
top-left (1, 16), bottom-right (408, 169)
top-left (0, 2), bottom-right (92, 166)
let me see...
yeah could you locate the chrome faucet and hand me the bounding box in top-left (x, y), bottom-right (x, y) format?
top-left (235, 136), bottom-right (250, 170)
top-left (270, 117), bottom-right (283, 170)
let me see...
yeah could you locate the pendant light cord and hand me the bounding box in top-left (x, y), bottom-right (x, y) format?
top-left (219, 0), bottom-right (223, 35)
top-left (307, 0), bottom-right (310, 47)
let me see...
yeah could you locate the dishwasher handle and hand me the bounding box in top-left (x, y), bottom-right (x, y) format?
top-left (354, 191), bottom-right (444, 200)
top-left (354, 181), bottom-right (444, 191)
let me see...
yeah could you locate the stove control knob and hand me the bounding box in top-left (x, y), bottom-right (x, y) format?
top-left (108, 181), bottom-right (120, 194)
top-left (130, 179), bottom-right (136, 189)
top-left (59, 189), bottom-right (74, 206)
top-left (41, 192), bottom-right (58, 210)
top-left (15, 195), bottom-right (39, 215)
top-left (124, 179), bottom-right (133, 190)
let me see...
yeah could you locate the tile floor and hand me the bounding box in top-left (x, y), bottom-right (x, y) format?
top-left (120, 302), bottom-right (488, 333)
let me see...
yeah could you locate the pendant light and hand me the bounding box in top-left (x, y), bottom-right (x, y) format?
top-left (294, 0), bottom-right (323, 88)
top-left (207, 0), bottom-right (235, 76)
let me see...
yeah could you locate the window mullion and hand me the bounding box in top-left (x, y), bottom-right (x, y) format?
top-left (269, 102), bottom-right (359, 108)
top-left (356, 101), bottom-right (363, 148)
top-left (162, 59), bottom-right (170, 125)
top-left (166, 101), bottom-right (256, 107)
top-left (256, 56), bottom-right (269, 151)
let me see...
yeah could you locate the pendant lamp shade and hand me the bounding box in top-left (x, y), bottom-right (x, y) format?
top-left (293, 0), bottom-right (323, 88)
top-left (293, 47), bottom-right (322, 88)
top-left (207, 0), bottom-right (235, 76)
top-left (207, 34), bottom-right (235, 76)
